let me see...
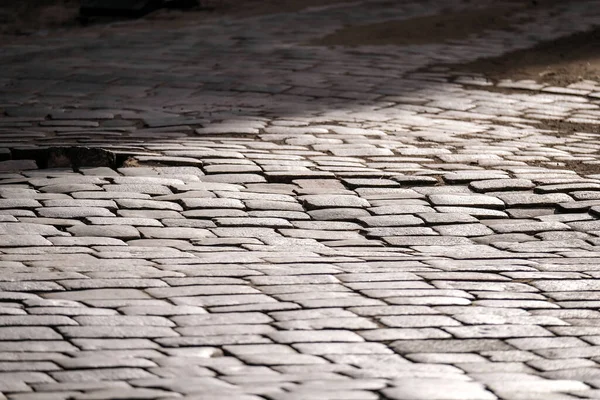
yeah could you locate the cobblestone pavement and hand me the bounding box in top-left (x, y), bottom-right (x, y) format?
top-left (2, 0), bottom-right (600, 399)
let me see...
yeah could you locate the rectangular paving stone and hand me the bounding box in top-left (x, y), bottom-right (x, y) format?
top-left (380, 315), bottom-right (461, 328)
top-left (73, 316), bottom-right (174, 326)
top-left (494, 193), bottom-right (573, 207)
top-left (0, 316), bottom-right (76, 326)
top-left (383, 379), bottom-right (496, 400)
top-left (137, 227), bottom-right (214, 239)
top-left (293, 342), bottom-right (393, 355)
top-left (369, 205), bottom-right (435, 215)
top-left (71, 339), bottom-right (160, 350)
top-left (301, 195), bottom-right (370, 209)
top-left (147, 285), bottom-right (259, 298)
top-left (470, 179), bottom-right (535, 193)
top-left (0, 235), bottom-right (52, 247)
top-left (428, 194), bottom-right (505, 209)
top-left (533, 280), bottom-right (600, 291)
top-left (42, 289), bottom-right (151, 301)
top-left (157, 334), bottom-right (271, 347)
top-left (433, 224), bottom-right (494, 237)
top-left (176, 324), bottom-right (275, 337)
top-left (172, 294), bottom-right (277, 307)
top-left (37, 207), bottom-right (115, 218)
top-left (384, 236), bottom-right (473, 246)
top-left (418, 213), bottom-right (478, 224)
top-left (50, 368), bottom-right (155, 382)
top-left (66, 225), bottom-right (140, 239)
top-left (445, 325), bottom-right (554, 338)
top-left (210, 227), bottom-right (282, 238)
top-left (58, 326), bottom-right (178, 338)
top-left (268, 330), bottom-right (364, 343)
top-left (0, 223), bottom-right (66, 236)
top-left (0, 327), bottom-right (62, 340)
top-left (278, 229), bottom-right (363, 240)
top-left (434, 207), bottom-right (508, 218)
top-left (365, 227), bottom-right (437, 237)
top-left (86, 217), bottom-right (163, 227)
top-left (392, 339), bottom-right (512, 355)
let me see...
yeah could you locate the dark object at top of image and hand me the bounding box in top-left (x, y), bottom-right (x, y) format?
top-left (80, 0), bottom-right (198, 17)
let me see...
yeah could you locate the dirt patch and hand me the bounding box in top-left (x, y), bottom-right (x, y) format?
top-left (529, 159), bottom-right (600, 176)
top-left (449, 27), bottom-right (600, 86)
top-left (310, 4), bottom-right (534, 47)
top-left (529, 120), bottom-right (600, 136)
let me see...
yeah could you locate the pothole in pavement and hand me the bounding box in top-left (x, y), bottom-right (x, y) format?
top-left (7, 146), bottom-right (135, 171)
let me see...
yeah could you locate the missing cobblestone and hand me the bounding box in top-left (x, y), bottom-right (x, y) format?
top-left (8, 146), bottom-right (137, 171)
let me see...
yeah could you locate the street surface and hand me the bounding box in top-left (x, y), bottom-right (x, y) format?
top-left (1, 0), bottom-right (600, 398)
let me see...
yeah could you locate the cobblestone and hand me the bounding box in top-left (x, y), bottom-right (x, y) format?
top-left (1, 0), bottom-right (600, 398)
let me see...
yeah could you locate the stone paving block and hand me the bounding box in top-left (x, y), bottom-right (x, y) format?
top-left (0, 316), bottom-right (76, 326)
top-left (446, 325), bottom-right (554, 339)
top-left (0, 235), bottom-right (53, 247)
top-left (138, 227), bottom-right (214, 239)
top-left (368, 205), bottom-right (435, 215)
top-left (486, 378), bottom-right (588, 394)
top-left (72, 388), bottom-right (179, 400)
top-left (487, 221), bottom-right (571, 234)
top-left (48, 237), bottom-right (127, 246)
top-left (67, 225), bottom-right (140, 239)
top-left (176, 324), bottom-right (275, 337)
top-left (172, 294), bottom-right (277, 308)
top-left (383, 236), bottom-right (473, 246)
top-left (42, 289), bottom-right (151, 301)
top-left (301, 195), bottom-right (370, 209)
top-left (433, 223), bottom-right (494, 237)
top-left (383, 378), bottom-right (496, 400)
top-left (357, 214), bottom-right (424, 227)
top-left (364, 227), bottom-right (437, 237)
top-left (0, 199), bottom-right (42, 209)
top-left (0, 327), bottom-right (62, 340)
top-left (291, 221), bottom-right (362, 230)
top-left (268, 330), bottom-right (365, 343)
top-left (434, 206), bottom-right (509, 218)
top-left (119, 210), bottom-right (184, 220)
top-left (71, 339), bottom-right (159, 350)
top-left (276, 316), bottom-right (378, 330)
top-left (293, 342), bottom-right (393, 355)
top-left (58, 326), bottom-right (178, 338)
top-left (50, 368), bottom-right (155, 382)
top-left (114, 199), bottom-right (183, 211)
top-left (379, 315), bottom-right (461, 328)
top-left (429, 194), bottom-right (505, 209)
top-left (103, 184), bottom-right (173, 195)
top-left (37, 207), bottom-right (115, 218)
top-left (4, 1), bottom-right (600, 397)
top-left (72, 192), bottom-right (151, 199)
top-left (494, 193), bottom-right (574, 207)
top-left (406, 352), bottom-right (488, 364)
top-left (147, 285), bottom-right (259, 298)
top-left (0, 223), bottom-right (67, 236)
top-left (470, 179), bottom-right (536, 193)
top-left (307, 208), bottom-right (371, 220)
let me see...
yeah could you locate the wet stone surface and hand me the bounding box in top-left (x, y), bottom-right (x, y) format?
top-left (2, 0), bottom-right (600, 399)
